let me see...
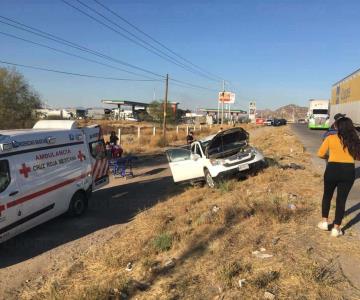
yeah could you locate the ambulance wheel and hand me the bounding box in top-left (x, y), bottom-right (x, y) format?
top-left (68, 191), bottom-right (88, 217)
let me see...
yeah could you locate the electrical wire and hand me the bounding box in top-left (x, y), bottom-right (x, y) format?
top-left (0, 16), bottom-right (219, 92)
top-left (63, 0), bottom-right (220, 82)
top-left (77, 0), bottom-right (215, 81)
top-left (92, 0), bottom-right (224, 82)
top-left (0, 59), bottom-right (162, 81)
top-left (170, 77), bottom-right (218, 92)
top-left (0, 16), bottom-right (164, 79)
top-left (0, 30), bottom-right (163, 79)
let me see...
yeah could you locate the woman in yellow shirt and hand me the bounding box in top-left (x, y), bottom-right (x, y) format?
top-left (317, 117), bottom-right (360, 237)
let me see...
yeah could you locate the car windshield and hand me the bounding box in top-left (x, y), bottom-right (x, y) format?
top-left (200, 140), bottom-right (210, 152)
top-left (313, 109), bottom-right (328, 115)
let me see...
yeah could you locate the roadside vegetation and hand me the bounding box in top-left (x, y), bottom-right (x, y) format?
top-left (0, 67), bottom-right (42, 129)
top-left (18, 126), bottom-right (360, 300)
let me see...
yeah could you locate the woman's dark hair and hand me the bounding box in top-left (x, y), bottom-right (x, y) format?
top-left (336, 117), bottom-right (360, 160)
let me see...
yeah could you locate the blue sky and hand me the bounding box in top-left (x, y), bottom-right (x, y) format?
top-left (1, 0), bottom-right (359, 110)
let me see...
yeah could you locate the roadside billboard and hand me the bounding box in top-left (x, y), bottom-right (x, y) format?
top-left (218, 92), bottom-right (235, 104)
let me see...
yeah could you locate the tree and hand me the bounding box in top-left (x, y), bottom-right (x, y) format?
top-left (148, 100), bottom-right (176, 124)
top-left (0, 67), bottom-right (42, 129)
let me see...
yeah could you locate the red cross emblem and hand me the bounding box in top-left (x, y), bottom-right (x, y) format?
top-left (19, 163), bottom-right (31, 178)
top-left (77, 150), bottom-right (86, 161)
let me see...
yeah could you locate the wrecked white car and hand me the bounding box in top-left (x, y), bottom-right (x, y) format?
top-left (166, 127), bottom-right (266, 188)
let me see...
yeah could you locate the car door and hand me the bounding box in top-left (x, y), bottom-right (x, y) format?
top-left (0, 158), bottom-right (22, 242)
top-left (165, 144), bottom-right (204, 183)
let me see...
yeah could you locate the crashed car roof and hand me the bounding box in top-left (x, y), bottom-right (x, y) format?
top-left (199, 134), bottom-right (216, 143)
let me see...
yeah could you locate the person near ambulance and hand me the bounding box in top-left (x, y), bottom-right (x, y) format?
top-left (108, 131), bottom-right (123, 158)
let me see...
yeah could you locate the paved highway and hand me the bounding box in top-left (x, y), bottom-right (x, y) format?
top-left (291, 124), bottom-right (360, 234)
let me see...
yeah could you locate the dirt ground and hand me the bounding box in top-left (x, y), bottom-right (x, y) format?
top-left (1, 125), bottom-right (360, 300)
top-left (0, 152), bottom-right (177, 298)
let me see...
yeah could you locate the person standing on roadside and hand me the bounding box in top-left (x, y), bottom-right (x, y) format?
top-left (109, 131), bottom-right (119, 145)
top-left (322, 113), bottom-right (346, 139)
top-left (186, 131), bottom-right (194, 145)
top-left (317, 117), bottom-right (360, 237)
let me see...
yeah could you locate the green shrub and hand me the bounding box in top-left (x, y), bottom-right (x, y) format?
top-left (153, 233), bottom-right (172, 252)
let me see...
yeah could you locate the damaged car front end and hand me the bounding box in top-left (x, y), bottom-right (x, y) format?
top-left (166, 127), bottom-right (266, 188)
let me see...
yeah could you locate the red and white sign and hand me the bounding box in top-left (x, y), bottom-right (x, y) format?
top-left (218, 92), bottom-right (235, 104)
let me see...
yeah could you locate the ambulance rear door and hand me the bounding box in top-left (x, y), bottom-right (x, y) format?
top-left (0, 157), bottom-right (23, 242)
top-left (83, 126), bottom-right (109, 190)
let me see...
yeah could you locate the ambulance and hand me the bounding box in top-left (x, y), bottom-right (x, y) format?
top-left (0, 120), bottom-right (109, 243)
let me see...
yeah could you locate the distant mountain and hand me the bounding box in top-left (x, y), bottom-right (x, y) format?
top-left (257, 104), bottom-right (308, 120)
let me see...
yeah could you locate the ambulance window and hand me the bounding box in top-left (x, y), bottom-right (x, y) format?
top-left (0, 160), bottom-right (10, 193)
top-left (89, 140), bottom-right (106, 159)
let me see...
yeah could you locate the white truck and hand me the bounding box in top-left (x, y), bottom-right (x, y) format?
top-left (166, 128), bottom-right (266, 188)
top-left (0, 120), bottom-right (109, 243)
top-left (307, 99), bottom-right (330, 129)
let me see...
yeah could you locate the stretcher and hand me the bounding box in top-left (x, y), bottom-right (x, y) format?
top-left (109, 155), bottom-right (138, 178)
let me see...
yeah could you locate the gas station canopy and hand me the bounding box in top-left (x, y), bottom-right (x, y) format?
top-left (101, 100), bottom-right (150, 108)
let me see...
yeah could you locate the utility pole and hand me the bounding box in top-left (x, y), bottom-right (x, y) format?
top-left (163, 74), bottom-right (169, 142)
top-left (221, 80), bottom-right (225, 125)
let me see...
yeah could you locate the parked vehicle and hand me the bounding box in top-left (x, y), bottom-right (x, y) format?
top-left (331, 69), bottom-right (360, 126)
top-left (297, 118), bottom-right (307, 124)
top-left (264, 119), bottom-right (273, 126)
top-left (0, 120), bottom-right (109, 243)
top-left (273, 118), bottom-right (287, 126)
top-left (87, 108), bottom-right (112, 120)
top-left (307, 99), bottom-right (330, 129)
top-left (165, 128), bottom-right (266, 188)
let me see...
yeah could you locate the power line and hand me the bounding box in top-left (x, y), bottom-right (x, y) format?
top-left (0, 30), bottom-right (163, 79)
top-left (76, 0), bottom-right (215, 81)
top-left (0, 16), bottom-right (164, 79)
top-left (0, 59), bottom-right (162, 81)
top-left (92, 0), bottom-right (224, 82)
top-left (62, 0), bottom-right (220, 82)
top-left (170, 77), bottom-right (218, 92)
top-left (0, 16), bottom-right (218, 92)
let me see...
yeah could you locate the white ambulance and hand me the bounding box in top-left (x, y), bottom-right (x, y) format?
top-left (0, 120), bottom-right (109, 243)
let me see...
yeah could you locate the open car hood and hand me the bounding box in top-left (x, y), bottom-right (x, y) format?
top-left (205, 127), bottom-right (249, 159)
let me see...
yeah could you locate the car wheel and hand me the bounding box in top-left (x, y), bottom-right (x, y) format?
top-left (68, 191), bottom-right (88, 217)
top-left (204, 169), bottom-right (217, 188)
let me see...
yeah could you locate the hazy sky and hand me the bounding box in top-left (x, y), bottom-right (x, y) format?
top-left (1, 0), bottom-right (359, 111)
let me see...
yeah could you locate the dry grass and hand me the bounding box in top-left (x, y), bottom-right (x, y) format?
top-left (19, 126), bottom-right (360, 300)
top-left (99, 121), bottom-right (255, 154)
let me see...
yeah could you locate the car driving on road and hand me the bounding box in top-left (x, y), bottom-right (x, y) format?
top-left (165, 127), bottom-right (266, 188)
